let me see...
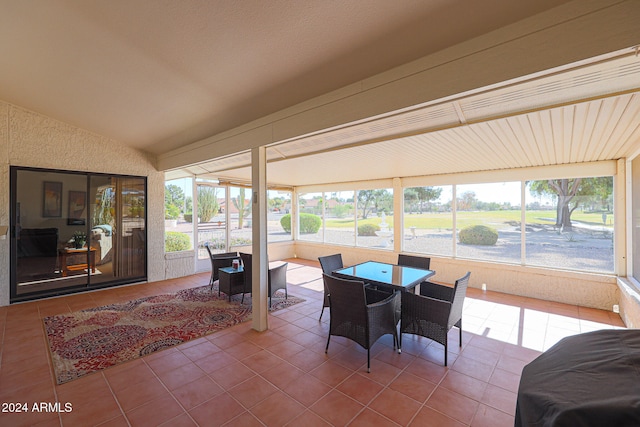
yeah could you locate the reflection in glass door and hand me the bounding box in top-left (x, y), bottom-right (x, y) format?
top-left (11, 167), bottom-right (146, 302)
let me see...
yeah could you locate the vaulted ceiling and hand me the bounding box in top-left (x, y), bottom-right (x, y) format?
top-left (2, 0), bottom-right (639, 188)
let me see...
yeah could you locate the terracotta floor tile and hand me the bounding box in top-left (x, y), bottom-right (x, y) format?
top-left (179, 340), bottom-right (221, 362)
top-left (310, 360), bottom-right (354, 387)
top-left (250, 390), bottom-right (306, 426)
top-left (349, 408), bottom-right (401, 427)
top-left (229, 375), bottom-right (278, 408)
top-left (126, 394), bottom-right (184, 427)
top-left (260, 360), bottom-right (305, 389)
top-left (404, 357), bottom-right (447, 384)
top-left (113, 376), bottom-right (171, 412)
top-left (369, 388), bottom-right (422, 426)
top-left (157, 413), bottom-right (198, 427)
top-left (189, 393), bottom-right (245, 426)
top-left (337, 372), bottom-right (384, 404)
top-left (225, 341), bottom-right (262, 360)
top-left (222, 411), bottom-right (264, 427)
top-left (241, 349), bottom-right (283, 373)
top-left (193, 350), bottom-right (238, 373)
top-left (426, 386), bottom-right (480, 425)
top-left (389, 371), bottom-right (437, 403)
top-left (172, 375), bottom-right (224, 409)
top-left (451, 355), bottom-right (495, 382)
top-left (489, 367), bottom-right (521, 393)
top-left (285, 410), bottom-right (332, 427)
top-left (472, 403), bottom-right (515, 427)
top-left (281, 373), bottom-right (332, 406)
top-left (287, 348), bottom-right (329, 372)
top-left (208, 361), bottom-right (256, 389)
top-left (409, 406), bottom-right (467, 427)
top-left (310, 390), bottom-right (364, 426)
top-left (155, 362), bottom-right (207, 390)
top-left (481, 383), bottom-right (518, 416)
top-left (440, 369), bottom-right (488, 401)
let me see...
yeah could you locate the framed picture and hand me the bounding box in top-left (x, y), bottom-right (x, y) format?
top-left (42, 181), bottom-right (62, 217)
top-left (67, 191), bottom-right (87, 225)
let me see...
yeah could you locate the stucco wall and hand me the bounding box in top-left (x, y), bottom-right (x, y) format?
top-left (295, 241), bottom-right (619, 311)
top-left (0, 101), bottom-right (165, 306)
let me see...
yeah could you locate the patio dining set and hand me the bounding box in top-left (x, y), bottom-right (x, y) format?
top-left (318, 253), bottom-right (470, 372)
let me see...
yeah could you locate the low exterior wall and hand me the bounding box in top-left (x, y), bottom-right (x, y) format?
top-left (295, 241), bottom-right (619, 311)
top-left (618, 278), bottom-right (640, 328)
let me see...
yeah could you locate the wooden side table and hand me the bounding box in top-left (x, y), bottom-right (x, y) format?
top-left (59, 247), bottom-right (96, 277)
top-left (218, 266), bottom-right (247, 302)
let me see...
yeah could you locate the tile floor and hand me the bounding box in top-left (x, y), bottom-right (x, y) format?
top-left (0, 259), bottom-right (625, 426)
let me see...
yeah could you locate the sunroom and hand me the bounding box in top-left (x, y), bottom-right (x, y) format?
top-left (160, 46), bottom-right (640, 329)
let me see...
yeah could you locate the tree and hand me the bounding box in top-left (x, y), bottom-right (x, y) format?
top-left (198, 186), bottom-right (219, 222)
top-left (457, 191), bottom-right (478, 211)
top-left (404, 188), bottom-right (418, 213)
top-left (528, 177), bottom-right (613, 231)
top-left (232, 188), bottom-right (252, 228)
top-left (165, 184), bottom-right (185, 211)
top-left (414, 186), bottom-right (443, 212)
top-left (357, 190), bottom-right (392, 219)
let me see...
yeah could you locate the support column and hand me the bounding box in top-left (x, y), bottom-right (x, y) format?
top-left (251, 146), bottom-right (268, 331)
top-left (393, 178), bottom-right (402, 253)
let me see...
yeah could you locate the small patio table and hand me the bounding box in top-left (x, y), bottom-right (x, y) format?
top-left (333, 261), bottom-right (435, 293)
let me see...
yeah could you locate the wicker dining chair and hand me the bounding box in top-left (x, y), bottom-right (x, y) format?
top-left (204, 243), bottom-right (239, 291)
top-left (400, 271), bottom-right (471, 366)
top-left (240, 252), bottom-right (289, 308)
top-left (318, 254), bottom-right (343, 320)
top-left (323, 273), bottom-right (399, 372)
top-left (397, 254), bottom-right (431, 270)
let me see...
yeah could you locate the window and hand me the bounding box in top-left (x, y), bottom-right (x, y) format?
top-left (229, 186), bottom-right (252, 248)
top-left (298, 192), bottom-right (324, 242)
top-left (356, 188), bottom-right (394, 250)
top-left (268, 190), bottom-right (292, 242)
top-left (456, 182), bottom-right (521, 264)
top-left (525, 176), bottom-right (613, 272)
top-left (324, 191), bottom-right (355, 246)
top-left (403, 186), bottom-right (453, 257)
top-left (165, 178), bottom-right (192, 252)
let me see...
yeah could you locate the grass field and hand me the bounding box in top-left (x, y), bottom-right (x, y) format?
top-left (325, 210), bottom-right (613, 230)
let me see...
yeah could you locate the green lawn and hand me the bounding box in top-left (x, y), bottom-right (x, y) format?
top-left (325, 210), bottom-right (613, 230)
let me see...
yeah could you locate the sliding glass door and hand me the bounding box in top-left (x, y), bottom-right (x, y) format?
top-left (10, 167), bottom-right (146, 302)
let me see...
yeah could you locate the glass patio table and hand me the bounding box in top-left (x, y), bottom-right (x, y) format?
top-left (333, 261), bottom-right (435, 293)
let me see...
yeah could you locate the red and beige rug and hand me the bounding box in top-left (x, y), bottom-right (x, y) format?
top-left (43, 285), bottom-right (304, 384)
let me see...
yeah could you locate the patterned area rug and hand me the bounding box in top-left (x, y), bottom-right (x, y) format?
top-left (43, 285), bottom-right (304, 384)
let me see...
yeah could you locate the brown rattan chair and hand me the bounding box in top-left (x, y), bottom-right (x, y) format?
top-left (204, 243), bottom-right (239, 291)
top-left (400, 271), bottom-right (470, 366)
top-left (323, 273), bottom-right (399, 372)
top-left (240, 253), bottom-right (289, 308)
top-left (318, 254), bottom-right (343, 320)
top-left (397, 254), bottom-right (431, 270)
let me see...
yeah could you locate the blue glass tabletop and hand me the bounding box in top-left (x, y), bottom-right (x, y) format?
top-left (333, 261), bottom-right (434, 290)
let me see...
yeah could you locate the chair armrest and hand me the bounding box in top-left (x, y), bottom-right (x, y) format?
top-left (420, 281), bottom-right (454, 302)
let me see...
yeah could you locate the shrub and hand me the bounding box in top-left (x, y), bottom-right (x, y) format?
top-left (280, 213), bottom-right (322, 234)
top-left (358, 223), bottom-right (380, 236)
top-left (280, 214), bottom-right (292, 233)
top-left (184, 213), bottom-right (193, 223)
top-left (165, 231), bottom-right (191, 252)
top-left (459, 225), bottom-right (498, 245)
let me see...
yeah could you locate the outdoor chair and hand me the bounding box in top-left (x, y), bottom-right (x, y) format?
top-left (397, 254), bottom-right (432, 295)
top-left (240, 252), bottom-right (289, 308)
top-left (397, 254), bottom-right (431, 270)
top-left (400, 271), bottom-right (470, 366)
top-left (318, 254), bottom-right (343, 320)
top-left (323, 274), bottom-right (399, 372)
top-left (204, 243), bottom-right (239, 291)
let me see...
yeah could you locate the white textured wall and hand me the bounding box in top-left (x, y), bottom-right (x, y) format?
top-left (0, 101), bottom-right (165, 306)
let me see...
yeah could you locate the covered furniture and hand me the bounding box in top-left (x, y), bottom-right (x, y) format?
top-left (515, 329), bottom-right (640, 427)
top-left (323, 274), bottom-right (399, 372)
top-left (400, 271), bottom-right (470, 365)
top-left (318, 253), bottom-right (343, 320)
